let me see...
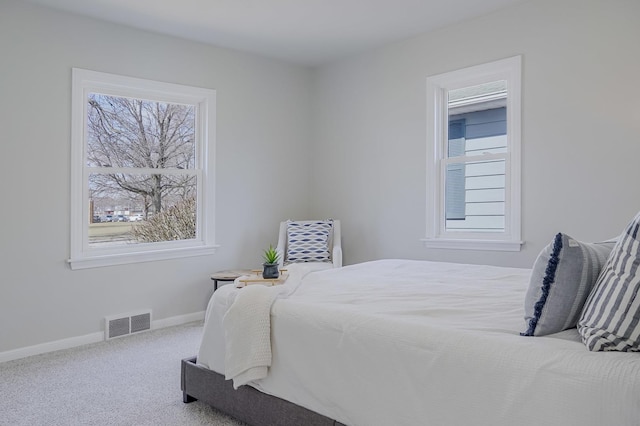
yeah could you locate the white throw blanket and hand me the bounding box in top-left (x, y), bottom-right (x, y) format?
top-left (222, 284), bottom-right (286, 388)
top-left (221, 263), bottom-right (332, 389)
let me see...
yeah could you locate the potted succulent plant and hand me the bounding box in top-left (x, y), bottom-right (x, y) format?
top-left (262, 245), bottom-right (280, 279)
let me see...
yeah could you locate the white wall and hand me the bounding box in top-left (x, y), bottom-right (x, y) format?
top-left (311, 0), bottom-right (640, 267)
top-left (0, 0), bottom-right (313, 353)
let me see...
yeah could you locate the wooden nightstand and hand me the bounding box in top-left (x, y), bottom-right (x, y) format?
top-left (210, 270), bottom-right (252, 291)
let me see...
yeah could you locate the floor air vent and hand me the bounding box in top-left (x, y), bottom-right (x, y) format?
top-left (105, 310), bottom-right (152, 340)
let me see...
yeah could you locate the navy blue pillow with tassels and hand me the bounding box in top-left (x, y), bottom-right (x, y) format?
top-left (522, 233), bottom-right (615, 336)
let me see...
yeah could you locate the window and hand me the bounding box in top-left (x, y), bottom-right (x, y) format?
top-left (69, 69), bottom-right (217, 269)
top-left (424, 56), bottom-right (522, 251)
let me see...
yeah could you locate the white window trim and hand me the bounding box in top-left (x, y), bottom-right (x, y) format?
top-left (423, 56), bottom-right (523, 252)
top-left (69, 68), bottom-right (217, 269)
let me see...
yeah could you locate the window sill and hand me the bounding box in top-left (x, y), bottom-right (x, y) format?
top-left (421, 238), bottom-right (523, 252)
top-left (68, 245), bottom-right (219, 270)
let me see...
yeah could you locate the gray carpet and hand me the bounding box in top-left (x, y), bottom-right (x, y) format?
top-left (0, 322), bottom-right (246, 426)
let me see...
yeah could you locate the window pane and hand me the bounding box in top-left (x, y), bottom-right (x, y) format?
top-left (86, 94), bottom-right (195, 169)
top-left (444, 159), bottom-right (506, 233)
top-left (88, 173), bottom-right (196, 247)
top-left (445, 163), bottom-right (466, 220)
top-left (447, 81), bottom-right (507, 159)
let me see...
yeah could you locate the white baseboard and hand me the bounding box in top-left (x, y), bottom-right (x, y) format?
top-left (151, 311), bottom-right (205, 330)
top-left (0, 332), bottom-right (104, 364)
top-left (0, 310), bottom-right (205, 364)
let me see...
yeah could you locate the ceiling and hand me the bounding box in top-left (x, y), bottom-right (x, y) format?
top-left (25, 0), bottom-right (527, 66)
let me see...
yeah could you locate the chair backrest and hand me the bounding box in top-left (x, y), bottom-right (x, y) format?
top-left (276, 219), bottom-right (342, 268)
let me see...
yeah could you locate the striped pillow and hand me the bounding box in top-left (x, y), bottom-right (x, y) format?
top-left (578, 212), bottom-right (640, 352)
top-left (286, 220), bottom-right (333, 263)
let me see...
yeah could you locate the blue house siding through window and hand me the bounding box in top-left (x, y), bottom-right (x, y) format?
top-left (446, 107), bottom-right (506, 232)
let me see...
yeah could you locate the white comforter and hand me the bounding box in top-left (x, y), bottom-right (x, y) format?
top-left (198, 259), bottom-right (640, 426)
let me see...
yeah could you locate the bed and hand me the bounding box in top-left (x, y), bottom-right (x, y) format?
top-left (182, 259), bottom-right (640, 426)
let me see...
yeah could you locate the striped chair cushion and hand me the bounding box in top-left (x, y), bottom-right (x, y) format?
top-left (286, 220), bottom-right (333, 263)
top-left (578, 212), bottom-right (640, 352)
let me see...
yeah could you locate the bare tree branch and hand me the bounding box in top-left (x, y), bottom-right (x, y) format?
top-left (87, 94), bottom-right (196, 215)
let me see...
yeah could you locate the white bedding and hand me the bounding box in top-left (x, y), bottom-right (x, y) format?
top-left (197, 259), bottom-right (640, 426)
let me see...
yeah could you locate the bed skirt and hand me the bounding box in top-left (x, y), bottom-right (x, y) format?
top-left (181, 357), bottom-right (345, 426)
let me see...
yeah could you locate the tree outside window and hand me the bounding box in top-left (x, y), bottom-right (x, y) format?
top-left (87, 94), bottom-right (197, 246)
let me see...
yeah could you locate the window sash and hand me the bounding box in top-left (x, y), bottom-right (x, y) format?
top-left (83, 169), bottom-right (202, 253)
top-left (440, 154), bottom-right (510, 237)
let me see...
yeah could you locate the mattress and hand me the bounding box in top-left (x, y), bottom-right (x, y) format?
top-left (197, 259), bottom-right (640, 426)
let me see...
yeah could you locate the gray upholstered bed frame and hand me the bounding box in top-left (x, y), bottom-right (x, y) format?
top-left (181, 357), bottom-right (346, 426)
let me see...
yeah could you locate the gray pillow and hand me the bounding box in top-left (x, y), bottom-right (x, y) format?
top-left (578, 212), bottom-right (640, 351)
top-left (522, 233), bottom-right (615, 336)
